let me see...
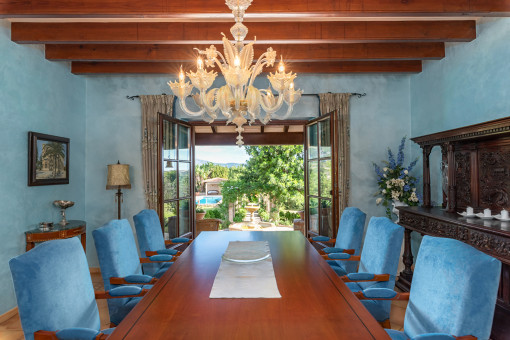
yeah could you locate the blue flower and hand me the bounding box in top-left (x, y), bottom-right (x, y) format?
top-left (397, 136), bottom-right (406, 166)
top-left (407, 158), bottom-right (418, 172)
top-left (387, 148), bottom-right (396, 169)
top-left (404, 185), bottom-right (410, 192)
top-left (373, 163), bottom-right (384, 178)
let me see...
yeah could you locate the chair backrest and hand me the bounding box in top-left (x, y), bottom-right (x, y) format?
top-left (404, 236), bottom-right (501, 340)
top-left (9, 238), bottom-right (100, 340)
top-left (93, 219), bottom-right (142, 292)
top-left (133, 209), bottom-right (167, 275)
top-left (133, 209), bottom-right (166, 254)
top-left (196, 218), bottom-right (221, 236)
top-left (335, 207), bottom-right (366, 273)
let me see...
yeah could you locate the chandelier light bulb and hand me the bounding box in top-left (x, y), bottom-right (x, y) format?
top-left (278, 57), bottom-right (285, 73)
top-left (197, 57), bottom-right (203, 70)
top-left (179, 67), bottom-right (185, 82)
top-left (234, 55), bottom-right (241, 68)
top-left (290, 82), bottom-right (294, 90)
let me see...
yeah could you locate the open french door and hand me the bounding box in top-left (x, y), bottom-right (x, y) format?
top-left (158, 114), bottom-right (195, 239)
top-left (304, 111), bottom-right (339, 238)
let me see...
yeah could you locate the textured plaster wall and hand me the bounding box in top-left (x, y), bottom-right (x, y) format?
top-left (83, 73), bottom-right (411, 268)
top-left (409, 17), bottom-right (510, 254)
top-left (0, 20), bottom-right (86, 314)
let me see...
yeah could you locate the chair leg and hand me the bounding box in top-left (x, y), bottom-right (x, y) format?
top-left (379, 319), bottom-right (391, 329)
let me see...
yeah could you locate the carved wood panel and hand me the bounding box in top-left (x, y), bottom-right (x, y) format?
top-left (479, 149), bottom-right (510, 211)
top-left (455, 151), bottom-right (471, 209)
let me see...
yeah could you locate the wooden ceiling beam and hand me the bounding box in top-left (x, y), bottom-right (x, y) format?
top-left (195, 133), bottom-right (304, 146)
top-left (46, 42), bottom-right (445, 62)
top-left (71, 60), bottom-right (422, 74)
top-left (12, 21), bottom-right (476, 44)
top-left (1, 0), bottom-right (509, 17)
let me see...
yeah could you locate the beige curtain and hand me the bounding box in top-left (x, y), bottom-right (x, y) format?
top-left (140, 95), bottom-right (174, 214)
top-left (318, 93), bottom-right (351, 215)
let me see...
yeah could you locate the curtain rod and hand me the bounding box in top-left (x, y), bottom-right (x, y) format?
top-left (126, 92), bottom-right (366, 100)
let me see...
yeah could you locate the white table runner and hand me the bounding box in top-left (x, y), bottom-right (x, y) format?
top-left (209, 241), bottom-right (281, 298)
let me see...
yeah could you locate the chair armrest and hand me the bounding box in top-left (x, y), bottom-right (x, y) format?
top-left (322, 253), bottom-right (361, 261)
top-left (145, 249), bottom-right (181, 257)
top-left (410, 334), bottom-right (456, 340)
top-left (110, 274), bottom-right (157, 285)
top-left (354, 288), bottom-right (409, 301)
top-left (35, 329), bottom-right (111, 340)
top-left (139, 255), bottom-right (177, 263)
top-left (165, 237), bottom-right (191, 245)
top-left (95, 286), bottom-right (149, 299)
top-left (308, 236), bottom-right (336, 243)
top-left (319, 247), bottom-right (355, 255)
top-left (341, 273), bottom-right (390, 282)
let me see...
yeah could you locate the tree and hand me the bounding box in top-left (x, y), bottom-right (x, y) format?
top-left (42, 142), bottom-right (65, 177)
top-left (221, 145), bottom-right (304, 224)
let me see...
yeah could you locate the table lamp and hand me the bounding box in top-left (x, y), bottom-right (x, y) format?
top-left (106, 161), bottom-right (131, 219)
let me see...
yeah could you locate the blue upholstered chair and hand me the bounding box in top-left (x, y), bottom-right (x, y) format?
top-left (9, 238), bottom-right (147, 340)
top-left (323, 216), bottom-right (404, 325)
top-left (93, 219), bottom-right (176, 326)
top-left (310, 207), bottom-right (366, 274)
top-left (134, 209), bottom-right (190, 276)
top-left (355, 236), bottom-right (501, 340)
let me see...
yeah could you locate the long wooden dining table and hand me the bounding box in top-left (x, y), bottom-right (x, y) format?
top-left (109, 231), bottom-right (390, 339)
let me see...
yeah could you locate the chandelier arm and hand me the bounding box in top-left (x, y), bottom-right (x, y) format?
top-left (178, 97), bottom-right (207, 117)
top-left (258, 93), bottom-right (285, 113)
top-left (199, 88), bottom-right (221, 114)
top-left (270, 102), bottom-right (295, 120)
top-left (247, 54), bottom-right (271, 89)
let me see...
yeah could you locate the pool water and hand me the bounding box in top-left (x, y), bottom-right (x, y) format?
top-left (196, 195), bottom-right (222, 205)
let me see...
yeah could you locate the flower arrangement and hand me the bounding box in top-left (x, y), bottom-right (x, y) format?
top-left (373, 137), bottom-right (421, 218)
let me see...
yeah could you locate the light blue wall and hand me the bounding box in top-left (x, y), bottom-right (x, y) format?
top-left (83, 73), bottom-right (411, 269)
top-left (409, 17), bottom-right (510, 254)
top-left (0, 20), bottom-right (86, 314)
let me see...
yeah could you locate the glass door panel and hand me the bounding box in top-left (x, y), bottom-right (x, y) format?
top-left (305, 112), bottom-right (337, 238)
top-left (319, 119), bottom-right (331, 158)
top-left (163, 201), bottom-right (177, 239)
top-left (320, 159), bottom-right (332, 198)
top-left (307, 123), bottom-right (318, 159)
top-left (160, 115), bottom-right (194, 239)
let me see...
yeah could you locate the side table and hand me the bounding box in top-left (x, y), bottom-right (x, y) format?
top-left (25, 220), bottom-right (86, 252)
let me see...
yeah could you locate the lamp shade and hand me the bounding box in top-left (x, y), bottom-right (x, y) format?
top-left (106, 163), bottom-right (131, 189)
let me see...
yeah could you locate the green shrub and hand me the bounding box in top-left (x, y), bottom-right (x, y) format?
top-left (233, 208), bottom-right (246, 223)
top-left (196, 207), bottom-right (206, 213)
top-left (205, 208), bottom-right (222, 219)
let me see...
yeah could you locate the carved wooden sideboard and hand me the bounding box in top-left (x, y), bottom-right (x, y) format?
top-left (397, 117), bottom-right (510, 340)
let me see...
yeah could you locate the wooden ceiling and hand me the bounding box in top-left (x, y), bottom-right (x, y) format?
top-left (2, 0), bottom-right (509, 75)
top-left (191, 120), bottom-right (306, 145)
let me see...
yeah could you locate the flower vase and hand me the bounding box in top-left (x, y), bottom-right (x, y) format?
top-left (392, 200), bottom-right (408, 223)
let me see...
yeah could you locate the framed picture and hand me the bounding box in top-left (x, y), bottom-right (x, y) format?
top-left (28, 132), bottom-right (70, 186)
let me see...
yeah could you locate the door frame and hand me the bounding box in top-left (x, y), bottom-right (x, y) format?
top-left (158, 114), bottom-right (195, 239)
top-left (304, 110), bottom-right (339, 238)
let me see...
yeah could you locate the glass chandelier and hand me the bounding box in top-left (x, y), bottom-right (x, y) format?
top-left (168, 0), bottom-right (302, 146)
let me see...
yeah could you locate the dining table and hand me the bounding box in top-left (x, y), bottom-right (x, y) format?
top-left (109, 230), bottom-right (390, 339)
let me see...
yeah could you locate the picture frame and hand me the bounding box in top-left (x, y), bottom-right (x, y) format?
top-left (28, 132), bottom-right (70, 186)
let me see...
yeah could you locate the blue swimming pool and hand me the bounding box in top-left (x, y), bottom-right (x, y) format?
top-left (196, 195), bottom-right (222, 205)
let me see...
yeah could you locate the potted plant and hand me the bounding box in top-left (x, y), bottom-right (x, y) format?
top-left (196, 208), bottom-right (206, 220)
top-left (373, 136), bottom-right (420, 220)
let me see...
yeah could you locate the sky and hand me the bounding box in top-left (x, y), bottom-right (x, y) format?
top-left (195, 146), bottom-right (250, 164)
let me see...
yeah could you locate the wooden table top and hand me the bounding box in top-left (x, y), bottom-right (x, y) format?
top-left (109, 231), bottom-right (389, 339)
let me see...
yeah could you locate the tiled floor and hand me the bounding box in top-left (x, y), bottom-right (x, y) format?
top-left (0, 273), bottom-right (407, 338)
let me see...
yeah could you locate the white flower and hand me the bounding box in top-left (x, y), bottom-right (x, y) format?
top-left (412, 188), bottom-right (416, 192)
top-left (404, 170), bottom-right (408, 175)
top-left (376, 198), bottom-right (382, 205)
top-left (383, 174), bottom-right (387, 178)
top-left (382, 189), bottom-right (386, 194)
top-left (410, 192), bottom-right (419, 202)
top-left (391, 190), bottom-right (400, 200)
top-left (383, 167), bottom-right (388, 172)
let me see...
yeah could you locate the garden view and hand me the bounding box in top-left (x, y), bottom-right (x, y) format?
top-left (195, 145), bottom-right (304, 229)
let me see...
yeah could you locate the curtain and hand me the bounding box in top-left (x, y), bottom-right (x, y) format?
top-left (318, 93), bottom-right (351, 215)
top-left (140, 95), bottom-right (174, 215)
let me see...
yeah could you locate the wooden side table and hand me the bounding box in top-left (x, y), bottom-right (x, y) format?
top-left (25, 220), bottom-right (86, 252)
